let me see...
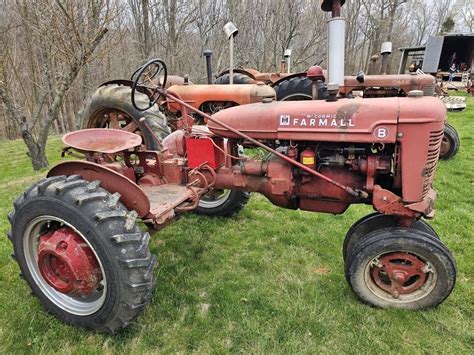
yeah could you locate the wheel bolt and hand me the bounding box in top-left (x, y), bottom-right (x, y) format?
top-left (57, 241), bottom-right (68, 252)
top-left (393, 272), bottom-right (406, 283)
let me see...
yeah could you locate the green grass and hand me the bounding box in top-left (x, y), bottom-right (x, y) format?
top-left (0, 99), bottom-right (473, 353)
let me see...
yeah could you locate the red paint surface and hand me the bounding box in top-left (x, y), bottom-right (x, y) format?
top-left (185, 137), bottom-right (225, 169)
top-left (38, 227), bottom-right (102, 295)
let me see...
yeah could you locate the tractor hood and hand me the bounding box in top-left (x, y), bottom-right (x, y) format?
top-left (207, 96), bottom-right (446, 144)
top-left (166, 83), bottom-right (275, 112)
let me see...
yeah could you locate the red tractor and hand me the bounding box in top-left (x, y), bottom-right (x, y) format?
top-left (8, 58), bottom-right (456, 333)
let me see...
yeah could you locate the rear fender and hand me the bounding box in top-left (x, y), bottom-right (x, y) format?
top-left (47, 161), bottom-right (151, 217)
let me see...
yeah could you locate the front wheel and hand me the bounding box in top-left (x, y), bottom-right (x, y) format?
top-left (345, 228), bottom-right (456, 309)
top-left (342, 212), bottom-right (438, 262)
top-left (439, 123), bottom-right (460, 160)
top-left (8, 176), bottom-right (156, 333)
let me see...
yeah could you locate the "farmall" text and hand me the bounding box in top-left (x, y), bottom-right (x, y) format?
top-left (279, 114), bottom-right (355, 127)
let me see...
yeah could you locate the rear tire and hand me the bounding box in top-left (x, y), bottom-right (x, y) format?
top-left (79, 84), bottom-right (170, 150)
top-left (439, 123), bottom-right (460, 160)
top-left (8, 176), bottom-right (156, 333)
top-left (273, 76), bottom-right (312, 101)
top-left (345, 228), bottom-right (456, 309)
top-left (214, 73), bottom-right (253, 85)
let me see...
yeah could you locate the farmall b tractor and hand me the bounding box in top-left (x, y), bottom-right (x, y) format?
top-left (8, 0), bottom-right (456, 333)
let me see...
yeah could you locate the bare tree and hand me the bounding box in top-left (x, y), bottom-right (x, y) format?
top-left (454, 0), bottom-right (473, 32)
top-left (1, 0), bottom-right (471, 156)
top-left (0, 0), bottom-right (112, 170)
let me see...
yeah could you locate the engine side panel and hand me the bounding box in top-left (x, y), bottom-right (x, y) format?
top-left (209, 97), bottom-right (400, 143)
top-left (397, 97), bottom-right (446, 202)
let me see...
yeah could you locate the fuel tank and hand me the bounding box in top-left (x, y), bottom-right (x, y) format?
top-left (207, 96), bottom-right (446, 143)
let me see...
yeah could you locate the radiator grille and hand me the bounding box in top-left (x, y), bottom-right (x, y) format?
top-left (422, 84), bottom-right (436, 96)
top-left (422, 128), bottom-right (444, 197)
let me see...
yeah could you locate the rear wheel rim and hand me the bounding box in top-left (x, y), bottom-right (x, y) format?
top-left (364, 250), bottom-right (436, 303)
top-left (440, 135), bottom-right (451, 157)
top-left (23, 216), bottom-right (107, 316)
top-left (87, 108), bottom-right (140, 134)
top-left (199, 190), bottom-right (232, 208)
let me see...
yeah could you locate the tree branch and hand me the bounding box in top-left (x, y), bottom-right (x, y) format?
top-left (37, 27), bottom-right (108, 148)
top-left (0, 82), bottom-right (26, 125)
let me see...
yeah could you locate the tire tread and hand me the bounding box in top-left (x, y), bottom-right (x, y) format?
top-left (7, 175), bottom-right (156, 333)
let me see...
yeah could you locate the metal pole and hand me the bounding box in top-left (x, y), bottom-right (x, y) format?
top-left (380, 54), bottom-right (389, 75)
top-left (203, 50), bottom-right (213, 84)
top-left (229, 36), bottom-right (234, 85)
top-left (284, 49), bottom-right (292, 74)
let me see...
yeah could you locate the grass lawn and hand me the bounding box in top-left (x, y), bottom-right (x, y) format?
top-left (0, 97), bottom-right (473, 353)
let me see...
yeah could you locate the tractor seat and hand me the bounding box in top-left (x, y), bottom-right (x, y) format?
top-left (63, 129), bottom-right (142, 154)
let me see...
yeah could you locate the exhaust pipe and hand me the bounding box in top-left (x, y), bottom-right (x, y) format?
top-left (322, 0), bottom-right (346, 87)
top-left (223, 22), bottom-right (238, 85)
top-left (203, 50), bottom-right (213, 84)
top-left (380, 42), bottom-right (392, 75)
top-left (284, 49), bottom-right (292, 74)
top-left (280, 59), bottom-right (286, 74)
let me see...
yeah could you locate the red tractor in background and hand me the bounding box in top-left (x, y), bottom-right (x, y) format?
top-left (8, 55), bottom-right (457, 333)
top-left (80, 72), bottom-right (275, 217)
top-left (210, 0), bottom-right (460, 160)
top-left (214, 63), bottom-right (460, 160)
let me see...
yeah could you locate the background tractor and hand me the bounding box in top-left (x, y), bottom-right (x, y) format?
top-left (209, 0), bottom-right (461, 160)
top-left (80, 71), bottom-right (275, 218)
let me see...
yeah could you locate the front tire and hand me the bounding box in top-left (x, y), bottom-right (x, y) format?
top-left (342, 212), bottom-right (438, 262)
top-left (439, 123), bottom-right (460, 160)
top-left (345, 228), bottom-right (456, 309)
top-left (8, 176), bottom-right (156, 333)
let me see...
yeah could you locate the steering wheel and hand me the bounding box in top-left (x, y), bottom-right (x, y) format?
top-left (131, 59), bottom-right (167, 111)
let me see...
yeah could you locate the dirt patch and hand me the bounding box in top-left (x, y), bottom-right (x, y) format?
top-left (311, 266), bottom-right (331, 275)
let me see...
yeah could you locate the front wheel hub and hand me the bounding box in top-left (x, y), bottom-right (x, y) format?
top-left (371, 252), bottom-right (429, 298)
top-left (37, 227), bottom-right (102, 296)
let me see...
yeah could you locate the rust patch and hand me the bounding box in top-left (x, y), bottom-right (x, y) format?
top-left (336, 103), bottom-right (360, 130)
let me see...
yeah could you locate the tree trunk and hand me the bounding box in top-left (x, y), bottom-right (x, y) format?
top-left (21, 120), bottom-right (49, 170)
top-left (142, 0), bottom-right (151, 58)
